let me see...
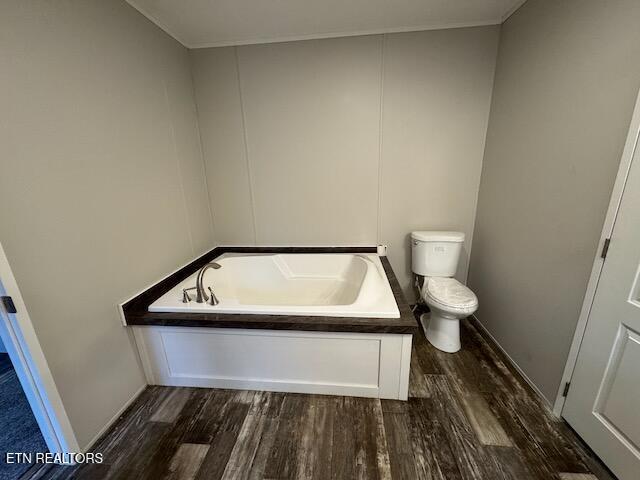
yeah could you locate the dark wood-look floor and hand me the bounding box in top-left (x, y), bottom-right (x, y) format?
top-left (23, 319), bottom-right (615, 480)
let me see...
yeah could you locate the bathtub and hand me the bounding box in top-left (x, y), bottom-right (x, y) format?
top-left (148, 253), bottom-right (400, 318)
top-left (124, 248), bottom-right (414, 400)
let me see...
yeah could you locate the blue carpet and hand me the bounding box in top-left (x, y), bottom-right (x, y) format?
top-left (0, 354), bottom-right (48, 480)
top-left (0, 355), bottom-right (11, 376)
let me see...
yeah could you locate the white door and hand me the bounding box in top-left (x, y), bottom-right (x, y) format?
top-left (562, 119), bottom-right (640, 479)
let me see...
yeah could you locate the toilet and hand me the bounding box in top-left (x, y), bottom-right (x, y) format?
top-left (411, 231), bottom-right (478, 353)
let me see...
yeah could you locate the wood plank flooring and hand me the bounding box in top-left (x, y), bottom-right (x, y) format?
top-left (22, 318), bottom-right (616, 480)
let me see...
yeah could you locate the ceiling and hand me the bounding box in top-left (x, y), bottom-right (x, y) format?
top-left (126, 0), bottom-right (527, 48)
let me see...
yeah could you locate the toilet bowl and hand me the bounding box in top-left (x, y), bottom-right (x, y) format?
top-left (411, 231), bottom-right (478, 353)
top-left (420, 277), bottom-right (477, 353)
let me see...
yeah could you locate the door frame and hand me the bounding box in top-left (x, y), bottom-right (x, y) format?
top-left (0, 241), bottom-right (80, 456)
top-left (554, 88), bottom-right (640, 415)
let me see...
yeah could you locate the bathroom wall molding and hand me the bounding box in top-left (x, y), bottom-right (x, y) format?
top-left (190, 74), bottom-right (218, 243)
top-left (127, 0), bottom-right (502, 51)
top-left (553, 88), bottom-right (640, 416)
top-left (125, 0), bottom-right (190, 46)
top-left (234, 47), bottom-right (259, 244)
top-left (375, 34), bottom-right (387, 244)
top-left (186, 21), bottom-right (503, 49)
top-left (501, 0), bottom-right (528, 22)
top-left (164, 80), bottom-right (196, 256)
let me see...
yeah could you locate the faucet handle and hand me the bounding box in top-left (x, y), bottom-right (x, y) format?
top-left (207, 287), bottom-right (219, 306)
top-left (182, 287), bottom-right (196, 303)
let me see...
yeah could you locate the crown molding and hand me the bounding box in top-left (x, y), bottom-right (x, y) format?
top-left (186, 19), bottom-right (502, 49)
top-left (127, 0), bottom-right (523, 50)
top-left (126, 1), bottom-right (190, 47)
top-left (501, 0), bottom-right (528, 22)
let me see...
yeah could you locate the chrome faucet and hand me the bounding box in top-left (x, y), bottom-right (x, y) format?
top-left (195, 262), bottom-right (221, 305)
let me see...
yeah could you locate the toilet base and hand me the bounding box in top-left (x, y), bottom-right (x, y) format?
top-left (420, 312), bottom-right (461, 353)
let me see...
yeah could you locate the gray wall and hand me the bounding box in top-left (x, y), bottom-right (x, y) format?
top-left (0, 0), bottom-right (213, 447)
top-left (468, 0), bottom-right (640, 402)
top-left (191, 27), bottom-right (500, 297)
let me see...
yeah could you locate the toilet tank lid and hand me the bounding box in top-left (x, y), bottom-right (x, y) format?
top-left (411, 231), bottom-right (465, 242)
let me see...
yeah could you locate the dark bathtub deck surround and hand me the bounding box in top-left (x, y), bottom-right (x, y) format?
top-left (121, 247), bottom-right (418, 334)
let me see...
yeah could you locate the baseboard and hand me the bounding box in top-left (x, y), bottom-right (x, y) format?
top-left (470, 315), bottom-right (554, 413)
top-left (81, 383), bottom-right (147, 452)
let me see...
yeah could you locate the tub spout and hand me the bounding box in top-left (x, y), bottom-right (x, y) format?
top-left (195, 262), bottom-right (221, 303)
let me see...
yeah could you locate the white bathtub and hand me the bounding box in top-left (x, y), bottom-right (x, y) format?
top-left (132, 251), bottom-right (411, 400)
top-left (149, 253), bottom-right (400, 318)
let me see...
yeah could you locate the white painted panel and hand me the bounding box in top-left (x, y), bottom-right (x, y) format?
top-left (237, 36), bottom-right (382, 245)
top-left (397, 335), bottom-right (413, 401)
top-left (134, 326), bottom-right (411, 400)
top-left (161, 330), bottom-right (380, 386)
top-left (190, 47), bottom-right (256, 243)
top-left (595, 326), bottom-right (640, 455)
top-left (381, 27), bottom-right (500, 296)
top-left (164, 57), bottom-right (215, 253)
top-left (190, 30), bottom-right (500, 298)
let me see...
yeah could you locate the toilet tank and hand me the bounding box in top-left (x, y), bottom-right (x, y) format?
top-left (411, 231), bottom-right (465, 277)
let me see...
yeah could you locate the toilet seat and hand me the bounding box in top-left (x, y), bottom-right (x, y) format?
top-left (422, 277), bottom-right (478, 315)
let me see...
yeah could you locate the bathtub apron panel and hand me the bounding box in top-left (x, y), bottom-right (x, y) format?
top-left (132, 326), bottom-right (411, 400)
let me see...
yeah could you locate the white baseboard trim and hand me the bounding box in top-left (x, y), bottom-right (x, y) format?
top-left (470, 315), bottom-right (554, 413)
top-left (81, 383), bottom-right (147, 452)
